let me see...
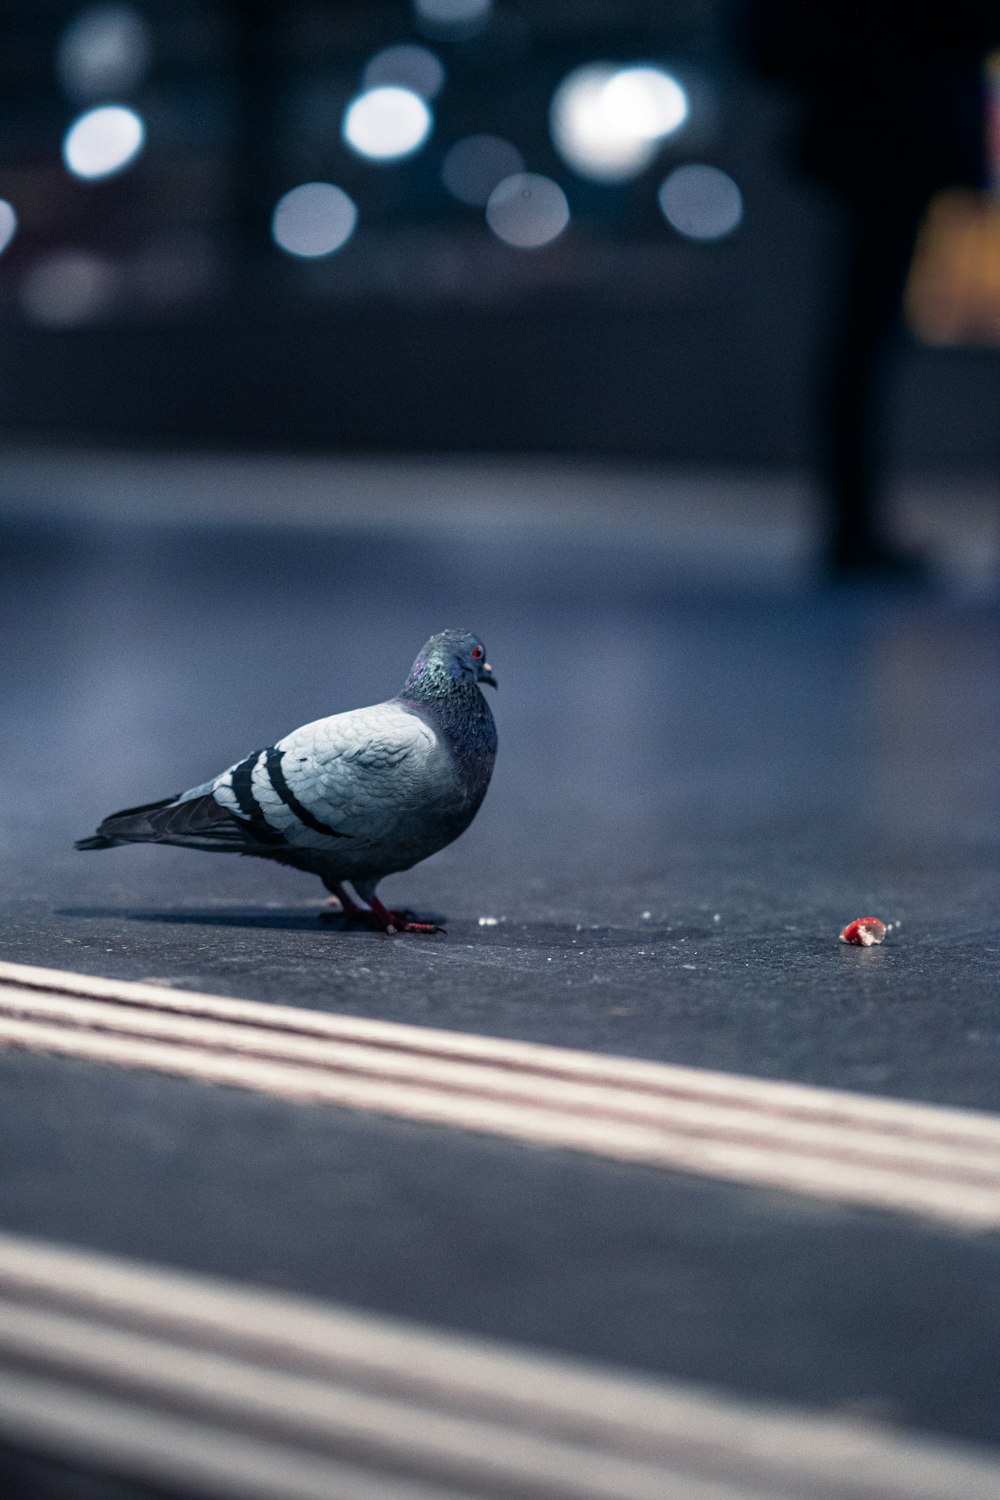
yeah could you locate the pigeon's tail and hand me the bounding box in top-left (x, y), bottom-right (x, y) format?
top-left (75, 794), bottom-right (183, 851)
top-left (75, 792), bottom-right (253, 854)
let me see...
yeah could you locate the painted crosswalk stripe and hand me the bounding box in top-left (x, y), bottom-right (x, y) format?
top-left (1, 1230), bottom-right (999, 1500)
top-left (2, 961), bottom-right (1000, 1229)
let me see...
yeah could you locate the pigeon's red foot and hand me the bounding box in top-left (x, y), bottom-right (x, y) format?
top-left (367, 897), bottom-right (442, 935)
top-left (320, 885), bottom-right (441, 933)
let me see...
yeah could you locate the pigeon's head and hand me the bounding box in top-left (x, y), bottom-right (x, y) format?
top-left (409, 630), bottom-right (497, 693)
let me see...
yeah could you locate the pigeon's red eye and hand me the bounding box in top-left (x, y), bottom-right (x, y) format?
top-left (472, 645), bottom-right (483, 660)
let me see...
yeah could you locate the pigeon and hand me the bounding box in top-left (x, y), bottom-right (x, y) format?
top-left (76, 629), bottom-right (498, 934)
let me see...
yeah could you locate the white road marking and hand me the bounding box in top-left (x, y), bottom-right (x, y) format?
top-left (1, 1231), bottom-right (999, 1500)
top-left (2, 961), bottom-right (1000, 1229)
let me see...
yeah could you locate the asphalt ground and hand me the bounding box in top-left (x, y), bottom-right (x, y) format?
top-left (0, 466), bottom-right (997, 1106)
top-left (2, 1043), bottom-right (1000, 1458)
top-left (1, 453), bottom-right (999, 1482)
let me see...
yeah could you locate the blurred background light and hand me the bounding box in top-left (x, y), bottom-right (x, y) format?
top-left (442, 135), bottom-right (525, 206)
top-left (0, 201), bottom-right (18, 257)
top-left (363, 43), bottom-right (445, 101)
top-left (55, 4), bottom-right (152, 101)
top-left (550, 63), bottom-right (688, 184)
top-left (412, 0), bottom-right (493, 37)
top-left (272, 183), bottom-right (358, 259)
top-left (342, 86), bottom-right (432, 162)
top-left (602, 67), bottom-right (688, 142)
top-left (486, 173), bottom-right (569, 249)
top-left (658, 163), bottom-right (743, 241)
top-left (20, 250), bottom-right (117, 326)
top-left (62, 104), bottom-right (145, 180)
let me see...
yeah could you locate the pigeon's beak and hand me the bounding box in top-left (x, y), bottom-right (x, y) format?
top-left (478, 661), bottom-right (498, 689)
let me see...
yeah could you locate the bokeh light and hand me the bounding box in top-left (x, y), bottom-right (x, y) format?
top-left (272, 183), bottom-right (358, 259)
top-left (412, 0), bottom-right (492, 35)
top-left (363, 44), bottom-right (445, 101)
top-left (442, 135), bottom-right (525, 206)
top-left (658, 164), bottom-right (743, 241)
top-left (342, 86), bottom-right (432, 162)
top-left (485, 173), bottom-right (569, 250)
top-left (62, 104), bottom-right (145, 180)
top-left (550, 63), bottom-right (689, 183)
top-left (0, 201), bottom-right (18, 256)
top-left (56, 4), bottom-right (152, 101)
top-left (21, 251), bottom-right (117, 325)
top-left (602, 67), bottom-right (688, 141)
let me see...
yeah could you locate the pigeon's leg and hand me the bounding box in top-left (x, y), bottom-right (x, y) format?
top-left (320, 878), bottom-right (369, 921)
top-left (321, 878), bottom-right (439, 934)
top-left (349, 881), bottom-right (441, 934)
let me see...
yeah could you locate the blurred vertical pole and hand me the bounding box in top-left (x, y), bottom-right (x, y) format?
top-left (740, 0), bottom-right (999, 576)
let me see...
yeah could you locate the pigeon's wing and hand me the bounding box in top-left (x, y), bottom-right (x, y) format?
top-left (76, 702), bottom-right (444, 857)
top-left (211, 700), bottom-right (445, 853)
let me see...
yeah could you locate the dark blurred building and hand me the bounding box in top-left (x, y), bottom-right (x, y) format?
top-left (0, 0), bottom-right (996, 468)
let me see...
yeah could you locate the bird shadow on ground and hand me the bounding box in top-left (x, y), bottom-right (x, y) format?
top-left (56, 905), bottom-right (445, 934)
top-left (56, 908), bottom-right (697, 945)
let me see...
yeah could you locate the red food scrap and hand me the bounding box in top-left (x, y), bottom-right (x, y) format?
top-left (839, 917), bottom-right (887, 947)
